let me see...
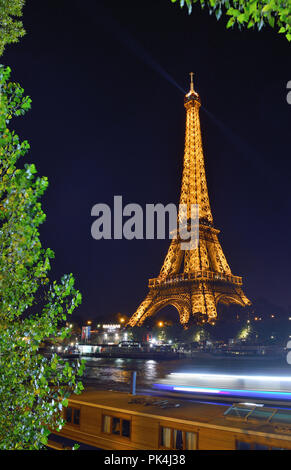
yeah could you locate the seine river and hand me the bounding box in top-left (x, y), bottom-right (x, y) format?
top-left (80, 355), bottom-right (291, 393)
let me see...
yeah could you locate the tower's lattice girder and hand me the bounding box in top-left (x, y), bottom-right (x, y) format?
top-left (128, 78), bottom-right (251, 327)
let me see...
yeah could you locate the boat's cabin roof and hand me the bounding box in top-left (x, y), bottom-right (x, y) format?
top-left (68, 390), bottom-right (291, 439)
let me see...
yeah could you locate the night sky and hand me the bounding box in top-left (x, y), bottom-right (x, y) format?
top-left (4, 0), bottom-right (291, 322)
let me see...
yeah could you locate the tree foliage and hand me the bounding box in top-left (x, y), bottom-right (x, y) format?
top-left (0, 0), bottom-right (26, 56)
top-left (171, 0), bottom-right (291, 41)
top-left (0, 65), bottom-right (84, 450)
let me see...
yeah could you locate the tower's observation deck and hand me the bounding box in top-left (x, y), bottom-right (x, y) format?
top-left (128, 74), bottom-right (251, 327)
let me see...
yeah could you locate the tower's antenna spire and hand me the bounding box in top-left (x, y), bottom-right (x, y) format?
top-left (190, 72), bottom-right (194, 92)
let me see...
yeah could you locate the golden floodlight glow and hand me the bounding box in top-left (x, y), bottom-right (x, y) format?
top-left (128, 75), bottom-right (251, 328)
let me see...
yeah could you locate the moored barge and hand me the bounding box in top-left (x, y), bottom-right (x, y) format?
top-left (48, 390), bottom-right (291, 450)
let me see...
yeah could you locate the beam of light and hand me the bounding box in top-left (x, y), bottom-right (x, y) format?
top-left (116, 33), bottom-right (186, 95)
top-left (169, 373), bottom-right (291, 382)
top-left (153, 383), bottom-right (291, 400)
top-left (202, 107), bottom-right (257, 157)
top-left (85, 2), bottom-right (185, 95)
top-left (173, 386), bottom-right (220, 393)
top-left (201, 107), bottom-right (269, 178)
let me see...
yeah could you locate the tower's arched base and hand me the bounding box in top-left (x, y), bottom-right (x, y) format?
top-left (128, 280), bottom-right (251, 328)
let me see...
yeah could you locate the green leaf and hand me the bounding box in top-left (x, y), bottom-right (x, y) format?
top-left (173, 0), bottom-right (290, 42)
top-left (268, 15), bottom-right (275, 28)
top-left (226, 17), bottom-right (236, 28)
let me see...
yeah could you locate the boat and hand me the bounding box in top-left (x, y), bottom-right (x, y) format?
top-left (47, 389), bottom-right (291, 450)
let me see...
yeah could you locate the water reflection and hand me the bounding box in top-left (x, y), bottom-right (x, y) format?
top-left (83, 357), bottom-right (162, 388)
top-left (81, 355), bottom-right (291, 392)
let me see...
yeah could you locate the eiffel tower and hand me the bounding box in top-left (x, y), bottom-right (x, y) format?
top-left (128, 74), bottom-right (251, 327)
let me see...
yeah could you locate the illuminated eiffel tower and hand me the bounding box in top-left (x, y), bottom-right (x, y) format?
top-left (128, 74), bottom-right (251, 327)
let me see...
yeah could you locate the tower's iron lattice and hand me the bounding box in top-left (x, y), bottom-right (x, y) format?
top-left (128, 75), bottom-right (251, 327)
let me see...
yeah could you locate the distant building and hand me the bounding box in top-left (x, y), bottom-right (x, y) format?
top-left (83, 323), bottom-right (128, 345)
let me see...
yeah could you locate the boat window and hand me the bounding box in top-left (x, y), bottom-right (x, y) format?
top-left (161, 427), bottom-right (171, 448)
top-left (160, 426), bottom-right (197, 450)
top-left (73, 408), bottom-right (80, 426)
top-left (254, 443), bottom-right (269, 450)
top-left (103, 415), bottom-right (111, 433)
top-left (102, 415), bottom-right (131, 439)
top-left (65, 406), bottom-right (80, 427)
top-left (122, 419), bottom-right (130, 438)
top-left (65, 407), bottom-right (72, 424)
top-left (236, 441), bottom-right (251, 450)
top-left (225, 404), bottom-right (291, 427)
top-left (236, 440), bottom-right (288, 450)
top-left (186, 431), bottom-right (197, 450)
top-left (112, 417), bottom-right (121, 435)
top-left (173, 429), bottom-right (183, 450)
